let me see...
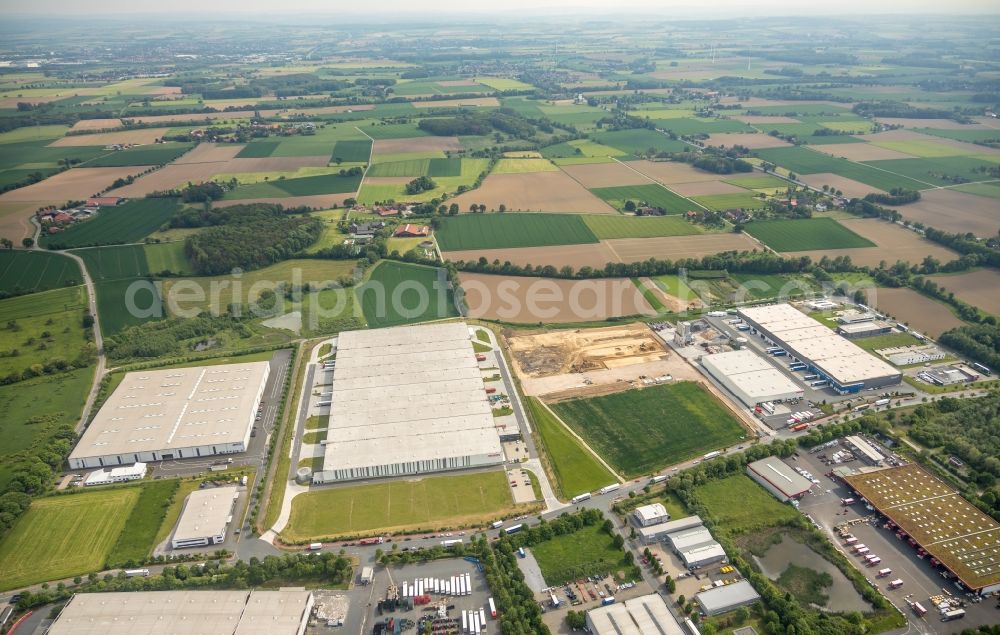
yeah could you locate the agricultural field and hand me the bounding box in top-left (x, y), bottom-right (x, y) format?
top-left (451, 171), bottom-right (617, 214)
top-left (744, 218), bottom-right (875, 252)
top-left (282, 470), bottom-right (521, 540)
top-left (550, 382), bottom-right (746, 477)
top-left (590, 129), bottom-right (691, 156)
top-left (435, 213), bottom-right (598, 251)
top-left (72, 244), bottom-right (158, 334)
top-left (882, 188), bottom-right (998, 237)
top-left (492, 158), bottom-right (560, 173)
top-left (531, 522), bottom-right (632, 586)
top-left (41, 198), bottom-right (181, 249)
top-left (143, 241), bottom-right (191, 275)
top-left (781, 217), bottom-right (959, 268)
top-left (73, 243), bottom-right (150, 281)
top-left (723, 174), bottom-right (789, 190)
top-left (928, 269), bottom-right (1000, 317)
top-left (582, 214), bottom-right (703, 239)
top-left (603, 233), bottom-right (760, 263)
top-left (557, 161), bottom-right (649, 188)
top-left (224, 172), bottom-right (362, 198)
top-left (106, 479), bottom-right (180, 565)
top-left (0, 166), bottom-right (152, 202)
top-left (331, 139), bottom-right (373, 163)
top-left (863, 287), bottom-right (966, 338)
top-left (82, 143), bottom-right (194, 167)
top-left (590, 183), bottom-right (698, 214)
top-left (0, 285), bottom-right (90, 378)
top-left (754, 146), bottom-right (929, 191)
top-left (0, 487), bottom-right (140, 590)
top-left (540, 139), bottom-right (627, 160)
top-left (0, 250), bottom-right (81, 295)
top-left (358, 260), bottom-right (459, 328)
top-left (526, 397), bottom-right (616, 500)
top-left (690, 191), bottom-right (765, 211)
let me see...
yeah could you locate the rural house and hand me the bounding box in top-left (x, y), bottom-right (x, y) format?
top-left (393, 224), bottom-right (430, 238)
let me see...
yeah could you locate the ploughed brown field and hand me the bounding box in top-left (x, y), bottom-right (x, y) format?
top-left (49, 128), bottom-right (173, 147)
top-left (0, 201), bottom-right (54, 242)
top-left (458, 272), bottom-right (654, 323)
top-left (782, 218), bottom-right (959, 268)
top-left (211, 155), bottom-right (331, 173)
top-left (798, 173), bottom-right (884, 198)
top-left (603, 233), bottom-right (761, 263)
top-left (812, 143), bottom-right (917, 161)
top-left (372, 136), bottom-right (463, 154)
top-left (450, 171), bottom-right (617, 214)
top-left (863, 287), bottom-right (965, 338)
top-left (173, 143), bottom-right (244, 164)
top-left (558, 162), bottom-right (651, 188)
top-left (669, 180), bottom-right (748, 197)
top-left (0, 167), bottom-right (153, 202)
top-left (623, 160), bottom-right (726, 184)
top-left (928, 269), bottom-right (1000, 317)
top-left (704, 133), bottom-right (792, 149)
top-left (70, 118), bottom-right (124, 131)
top-left (214, 193), bottom-right (357, 209)
top-left (888, 189), bottom-right (999, 237)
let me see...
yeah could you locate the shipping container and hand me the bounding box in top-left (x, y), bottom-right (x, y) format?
top-left (791, 423), bottom-right (808, 432)
top-left (874, 398), bottom-right (891, 406)
top-left (465, 573), bottom-right (472, 595)
top-left (485, 387), bottom-right (496, 394)
top-left (844, 536), bottom-right (858, 544)
top-left (912, 602), bottom-right (927, 616)
top-left (124, 568), bottom-right (150, 577)
top-left (479, 609), bottom-right (487, 630)
top-left (866, 557), bottom-right (881, 566)
top-left (941, 608), bottom-right (966, 621)
top-left (442, 539), bottom-right (463, 547)
top-left (856, 547), bottom-right (870, 555)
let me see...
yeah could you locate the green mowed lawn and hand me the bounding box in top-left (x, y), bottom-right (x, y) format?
top-left (582, 214), bottom-right (703, 239)
top-left (0, 488), bottom-right (140, 590)
top-left (590, 129), bottom-right (690, 155)
top-left (283, 470), bottom-right (517, 540)
top-left (744, 218), bottom-right (875, 252)
top-left (0, 286), bottom-right (89, 378)
top-left (226, 172), bottom-right (362, 198)
top-left (106, 479), bottom-right (180, 566)
top-left (691, 192), bottom-right (766, 211)
top-left (435, 213), bottom-right (598, 251)
top-left (368, 158), bottom-right (430, 177)
top-left (531, 522), bottom-right (631, 586)
top-left (527, 397), bottom-right (616, 500)
top-left (551, 382), bottom-right (746, 477)
top-left (331, 139), bottom-right (372, 163)
top-left (144, 241), bottom-right (191, 275)
top-left (358, 260), bottom-right (459, 328)
top-left (0, 250), bottom-right (81, 295)
top-left (590, 184), bottom-right (698, 214)
top-left (236, 140), bottom-right (280, 158)
top-left (42, 198), bottom-right (181, 249)
top-left (692, 473), bottom-right (799, 534)
top-left (82, 143), bottom-right (194, 167)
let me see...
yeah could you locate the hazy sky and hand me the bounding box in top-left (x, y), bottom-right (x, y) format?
top-left (2, 0), bottom-right (998, 16)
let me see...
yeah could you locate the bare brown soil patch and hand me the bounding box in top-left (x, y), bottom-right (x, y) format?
top-left (444, 242), bottom-right (619, 270)
top-left (783, 218), bottom-right (959, 267)
top-left (798, 173), bottom-right (885, 198)
top-left (863, 287), bottom-right (965, 338)
top-left (372, 136), bottom-right (463, 154)
top-left (70, 119), bottom-right (123, 131)
top-left (559, 162), bottom-right (651, 188)
top-left (623, 160), bottom-right (724, 184)
top-left (636, 276), bottom-right (703, 312)
top-left (173, 143), bottom-right (243, 164)
top-left (732, 115), bottom-right (802, 124)
top-left (49, 129), bottom-right (173, 147)
top-left (888, 189), bottom-right (998, 237)
top-left (872, 118), bottom-right (993, 130)
top-left (0, 167), bottom-right (153, 202)
top-left (0, 201), bottom-right (53, 242)
top-left (705, 133), bottom-right (792, 149)
top-left (214, 193), bottom-right (357, 209)
top-left (459, 274), bottom-right (653, 324)
top-left (813, 143), bottom-right (917, 161)
top-left (603, 233), bottom-right (760, 262)
top-left (929, 269), bottom-right (1000, 317)
top-left (212, 155), bottom-right (330, 173)
top-left (451, 171), bottom-right (617, 214)
top-left (112, 164), bottom-right (223, 196)
top-left (437, 80), bottom-right (480, 87)
top-left (670, 180), bottom-right (748, 197)
top-left (858, 129), bottom-right (1000, 155)
top-left (411, 97), bottom-right (500, 108)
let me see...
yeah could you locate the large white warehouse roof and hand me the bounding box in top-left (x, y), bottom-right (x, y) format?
top-left (586, 594), bottom-right (684, 635)
top-left (701, 349), bottom-right (802, 407)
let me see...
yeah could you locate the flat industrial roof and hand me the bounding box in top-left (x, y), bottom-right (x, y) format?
top-left (173, 486), bottom-right (238, 544)
top-left (747, 456), bottom-right (813, 498)
top-left (838, 321), bottom-right (891, 334)
top-left (702, 350), bottom-right (803, 400)
top-left (669, 527), bottom-right (716, 552)
top-left (844, 464), bottom-right (1000, 591)
top-left (69, 362), bottom-right (269, 461)
top-left (696, 580), bottom-right (761, 614)
top-left (633, 503), bottom-right (669, 524)
top-left (47, 590), bottom-right (311, 635)
top-left (323, 323), bottom-right (502, 472)
top-left (587, 594), bottom-right (684, 635)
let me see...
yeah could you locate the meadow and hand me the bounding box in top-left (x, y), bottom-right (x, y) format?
top-left (331, 139), bottom-right (373, 163)
top-left (0, 285), bottom-right (90, 377)
top-left (590, 129), bottom-right (690, 155)
top-left (0, 488), bottom-right (140, 590)
top-left (692, 473), bottom-right (799, 534)
top-left (861, 156), bottom-right (997, 188)
top-left (236, 140), bottom-right (281, 158)
top-left (590, 183), bottom-right (698, 214)
top-left (582, 214), bottom-right (703, 239)
top-left (283, 470), bottom-right (519, 540)
top-left (106, 478), bottom-right (181, 565)
top-left (0, 250), bottom-right (81, 295)
top-left (82, 143), bottom-right (194, 167)
top-left (526, 397), bottom-right (616, 500)
top-left (144, 241), bottom-right (191, 274)
top-left (226, 172), bottom-right (362, 197)
top-left (435, 213), bottom-right (598, 251)
top-left (744, 218), bottom-right (875, 252)
top-left (691, 192), bottom-right (765, 211)
top-left (41, 198), bottom-right (181, 249)
top-left (551, 382), bottom-right (746, 477)
top-left (656, 118), bottom-right (754, 135)
top-left (358, 260), bottom-right (459, 328)
top-left (531, 522), bottom-right (631, 586)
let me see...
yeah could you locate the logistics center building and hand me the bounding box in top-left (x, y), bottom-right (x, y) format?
top-left (313, 323), bottom-right (504, 483)
top-left (68, 362), bottom-right (270, 470)
top-left (737, 304), bottom-right (901, 394)
top-left (171, 485), bottom-right (239, 549)
top-left (700, 349), bottom-right (803, 407)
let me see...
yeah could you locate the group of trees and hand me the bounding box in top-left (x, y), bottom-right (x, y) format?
top-left (472, 536), bottom-right (550, 635)
top-left (863, 188), bottom-right (920, 206)
top-left (104, 315), bottom-right (254, 361)
top-left (906, 394), bottom-right (1000, 491)
top-left (404, 176), bottom-right (437, 195)
top-left (0, 418), bottom-right (76, 537)
top-left (939, 323), bottom-right (1000, 376)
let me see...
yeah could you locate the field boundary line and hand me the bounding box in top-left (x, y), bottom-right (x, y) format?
top-left (601, 239), bottom-right (624, 263)
top-left (536, 399), bottom-right (624, 483)
top-left (611, 157), bottom-right (710, 211)
top-left (798, 144), bottom-right (938, 190)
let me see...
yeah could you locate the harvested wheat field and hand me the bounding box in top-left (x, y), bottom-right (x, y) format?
top-left (112, 164), bottom-right (224, 196)
top-left (873, 118), bottom-right (993, 130)
top-left (798, 173), bottom-right (885, 198)
top-left (276, 104), bottom-right (375, 117)
top-left (0, 201), bottom-right (55, 242)
top-left (889, 189), bottom-right (998, 237)
top-left (49, 128), bottom-right (173, 147)
top-left (0, 167), bottom-right (152, 202)
top-left (70, 118), bottom-right (123, 131)
top-left (624, 160), bottom-right (724, 184)
top-left (451, 171), bottom-right (617, 214)
top-left (373, 136), bottom-right (463, 154)
top-left (783, 218), bottom-right (959, 267)
top-left (669, 180), bottom-right (748, 197)
top-left (214, 193), bottom-right (357, 209)
top-left (460, 273), bottom-right (654, 324)
top-left (212, 155), bottom-right (330, 173)
top-left (128, 111), bottom-right (257, 125)
top-left (559, 162), bottom-right (651, 188)
top-left (412, 97), bottom-right (499, 108)
top-left (604, 233), bottom-right (761, 263)
top-left (929, 269), bottom-right (1000, 317)
top-left (731, 115), bottom-right (801, 124)
top-left (444, 242), bottom-right (620, 270)
top-left (812, 143), bottom-right (917, 161)
top-left (705, 133), bottom-right (792, 149)
top-left (437, 80), bottom-right (480, 87)
top-left (863, 287), bottom-right (965, 338)
top-left (860, 129), bottom-right (1000, 155)
top-left (173, 143), bottom-right (243, 164)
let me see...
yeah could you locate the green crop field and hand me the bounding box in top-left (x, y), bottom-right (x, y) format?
top-left (226, 172), bottom-right (362, 198)
top-left (652, 274), bottom-right (701, 302)
top-left (754, 146), bottom-right (848, 174)
top-left (106, 479), bottom-right (180, 565)
top-left (590, 184), bottom-right (698, 214)
top-left (144, 241), bottom-right (191, 274)
top-left (82, 143), bottom-right (194, 167)
top-left (283, 470), bottom-right (519, 540)
top-left (551, 382), bottom-right (746, 477)
top-left (236, 140), bottom-right (280, 158)
top-left (368, 159), bottom-right (429, 176)
top-left (0, 488), bottom-right (140, 590)
top-left (692, 474), bottom-right (799, 534)
top-left (0, 286), bottom-right (89, 378)
top-left (691, 192), bottom-right (765, 211)
top-left (756, 146), bottom-right (930, 190)
top-left (656, 118), bottom-right (753, 135)
top-left (723, 174), bottom-right (789, 190)
top-left (953, 182), bottom-right (1000, 198)
top-left (527, 397), bottom-right (616, 500)
top-left (0, 250), bottom-right (81, 295)
top-left (582, 214), bottom-right (703, 239)
top-left (331, 139), bottom-right (372, 163)
top-left (436, 213), bottom-right (598, 251)
top-left (800, 133), bottom-right (865, 145)
top-left (744, 218), bottom-right (876, 252)
top-left (531, 522), bottom-right (631, 586)
top-left (869, 139), bottom-right (968, 158)
top-left (94, 278), bottom-right (162, 334)
top-left (42, 198), bottom-right (181, 249)
top-left (0, 140), bottom-right (110, 173)
top-left (861, 156), bottom-right (998, 187)
top-left (916, 128), bottom-right (1000, 144)
top-left (358, 260), bottom-right (459, 328)
top-left (427, 157), bottom-right (463, 177)
top-left (73, 244), bottom-right (150, 281)
top-left (363, 123), bottom-right (428, 139)
top-left (591, 129), bottom-right (690, 155)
